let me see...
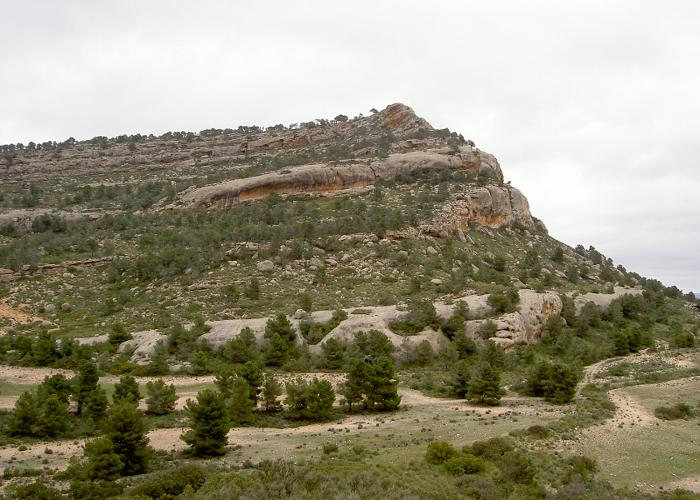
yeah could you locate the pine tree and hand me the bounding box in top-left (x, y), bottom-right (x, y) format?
top-left (85, 386), bottom-right (109, 421)
top-left (365, 356), bottom-right (401, 411)
top-left (261, 373), bottom-right (283, 412)
top-left (113, 375), bottom-right (141, 404)
top-left (182, 389), bottom-right (231, 457)
top-left (340, 359), bottom-right (367, 412)
top-left (237, 361), bottom-right (263, 406)
top-left (5, 391), bottom-right (38, 436)
top-left (468, 364), bottom-right (505, 406)
top-left (37, 374), bottom-right (72, 404)
top-left (144, 379), bottom-right (177, 415)
top-left (105, 402), bottom-right (151, 475)
top-left (451, 359), bottom-right (472, 398)
top-left (74, 360), bottom-right (99, 416)
top-left (222, 327), bottom-right (261, 364)
top-left (285, 378), bottom-right (335, 421)
top-left (453, 330), bottom-right (478, 359)
top-left (321, 338), bottom-right (345, 369)
top-left (227, 377), bottom-right (254, 424)
top-left (83, 437), bottom-right (124, 480)
top-left (37, 394), bottom-right (70, 437)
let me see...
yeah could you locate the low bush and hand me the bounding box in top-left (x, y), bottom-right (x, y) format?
top-left (654, 403), bottom-right (696, 420)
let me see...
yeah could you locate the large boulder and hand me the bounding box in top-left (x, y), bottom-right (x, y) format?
top-left (118, 330), bottom-right (169, 365)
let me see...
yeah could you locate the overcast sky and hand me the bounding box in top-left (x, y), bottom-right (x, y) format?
top-left (2, 1), bottom-right (698, 292)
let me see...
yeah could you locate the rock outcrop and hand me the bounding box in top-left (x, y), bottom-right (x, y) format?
top-left (572, 286), bottom-right (644, 313)
top-left (435, 185), bottom-right (536, 231)
top-left (167, 147), bottom-right (504, 210)
top-left (465, 290), bottom-right (563, 347)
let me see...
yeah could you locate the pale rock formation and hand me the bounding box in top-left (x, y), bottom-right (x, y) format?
top-left (572, 286), bottom-right (644, 313)
top-left (118, 330), bottom-right (169, 365)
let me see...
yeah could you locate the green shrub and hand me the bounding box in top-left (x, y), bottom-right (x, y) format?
top-left (654, 403), bottom-right (696, 420)
top-left (426, 441), bottom-right (456, 465)
top-left (128, 464), bottom-right (206, 499)
top-left (443, 454), bottom-right (485, 475)
top-left (465, 437), bottom-right (514, 460)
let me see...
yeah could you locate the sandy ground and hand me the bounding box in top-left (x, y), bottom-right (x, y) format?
top-left (0, 302), bottom-right (50, 325)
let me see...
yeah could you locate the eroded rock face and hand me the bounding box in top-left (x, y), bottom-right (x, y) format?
top-left (167, 147), bottom-right (504, 210)
top-left (117, 330), bottom-right (169, 365)
top-left (437, 185), bottom-right (536, 231)
top-left (466, 290), bottom-right (563, 345)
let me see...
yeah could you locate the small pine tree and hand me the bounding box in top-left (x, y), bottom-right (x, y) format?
top-left (182, 389), bottom-right (231, 457)
top-left (451, 359), bottom-right (472, 398)
top-left (261, 373), bottom-right (283, 412)
top-left (469, 364), bottom-right (505, 405)
top-left (144, 380), bottom-right (177, 415)
top-left (551, 246), bottom-right (565, 263)
top-left (4, 391), bottom-right (38, 436)
top-left (321, 338), bottom-right (346, 369)
top-left (285, 378), bottom-right (335, 421)
top-left (453, 330), bottom-right (478, 359)
top-left (108, 323), bottom-right (131, 345)
top-left (83, 437), bottom-right (124, 480)
top-left (237, 361), bottom-right (263, 406)
top-left (105, 402), bottom-right (151, 475)
top-left (74, 360), bottom-right (99, 416)
top-left (84, 386), bottom-right (109, 421)
top-left (113, 375), bottom-right (141, 404)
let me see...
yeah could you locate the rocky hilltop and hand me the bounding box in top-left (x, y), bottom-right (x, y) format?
top-left (1, 104), bottom-right (539, 235)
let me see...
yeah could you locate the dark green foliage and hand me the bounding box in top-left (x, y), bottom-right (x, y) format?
top-left (451, 359), bottom-right (472, 398)
top-left (113, 374), bottom-right (141, 404)
top-left (74, 360), bottom-right (99, 415)
top-left (425, 441), bottom-right (456, 464)
top-left (299, 309), bottom-right (347, 345)
top-left (453, 330), bottom-right (478, 359)
top-left (408, 339), bottom-right (434, 366)
top-left (468, 363), bottom-right (505, 405)
top-left (654, 403), bottom-right (696, 420)
top-left (264, 313), bottom-right (297, 366)
top-left (222, 327), bottom-right (261, 364)
top-left (443, 454), bottom-right (485, 475)
top-left (144, 340), bottom-right (170, 375)
top-left (37, 374), bottom-right (72, 404)
top-left (526, 361), bottom-right (580, 404)
top-left (347, 330), bottom-right (394, 359)
top-left (84, 386), bottom-right (109, 421)
top-left (479, 341), bottom-right (505, 368)
top-left (261, 373), bottom-right (283, 412)
top-left (340, 356), bottom-right (401, 411)
top-left (215, 371), bottom-right (254, 424)
top-left (285, 378), bottom-right (335, 421)
top-left (551, 246), bottom-right (565, 263)
top-left (108, 323), bottom-right (131, 345)
top-left (4, 390), bottom-right (70, 437)
top-left (487, 288), bottom-right (519, 314)
top-left (128, 464), bottom-right (206, 499)
top-left (393, 298), bottom-right (440, 334)
top-left (4, 392), bottom-right (38, 436)
top-left (105, 401), bottom-right (151, 475)
top-left (500, 450), bottom-right (538, 484)
top-left (465, 436), bottom-right (515, 461)
top-left (70, 437), bottom-right (124, 481)
top-left (3, 481), bottom-right (63, 500)
top-left (441, 301), bottom-right (469, 340)
top-left (672, 331), bottom-right (696, 348)
top-left (479, 319), bottom-right (498, 339)
top-left (237, 360), bottom-right (264, 406)
top-left (37, 394), bottom-right (70, 437)
top-left (245, 278), bottom-right (261, 299)
top-left (182, 389), bottom-right (231, 457)
top-left (145, 379), bottom-right (177, 415)
top-left (321, 338), bottom-right (346, 369)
